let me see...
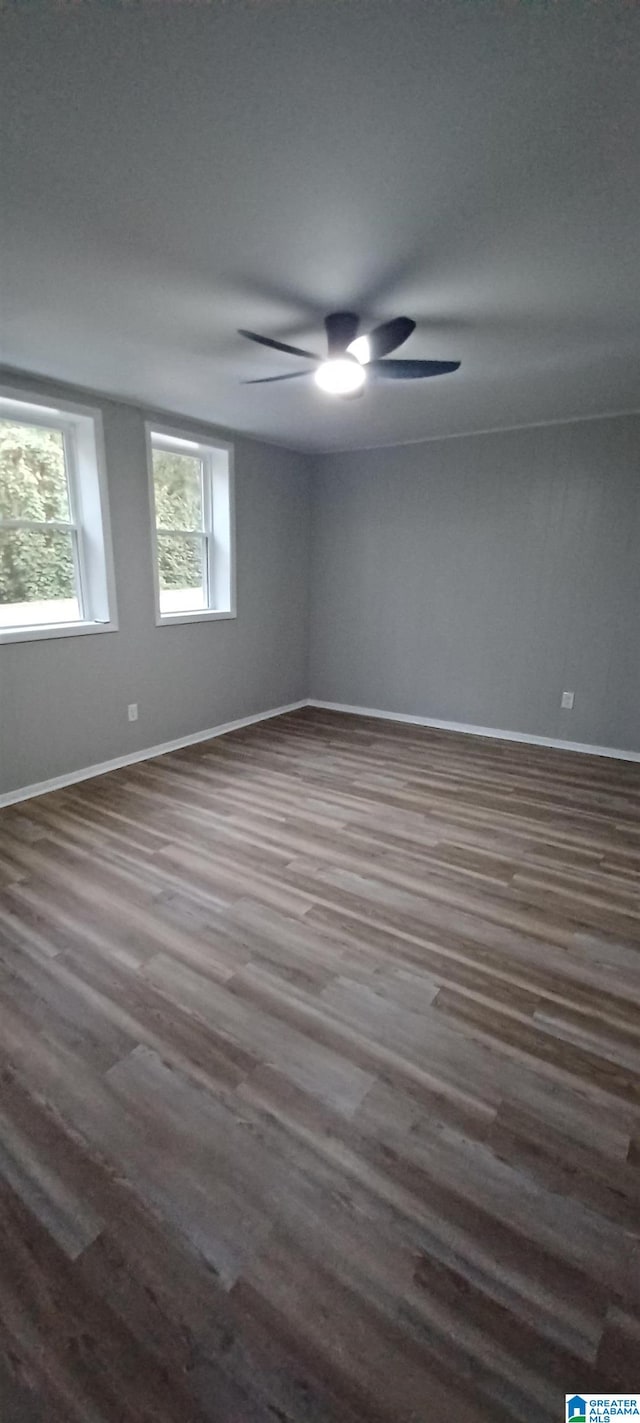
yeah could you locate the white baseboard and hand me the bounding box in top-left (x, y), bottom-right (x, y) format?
top-left (0, 700), bottom-right (307, 809)
top-left (4, 696), bottom-right (638, 809)
top-left (307, 700), bottom-right (640, 763)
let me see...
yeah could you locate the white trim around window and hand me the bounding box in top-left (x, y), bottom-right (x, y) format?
top-left (0, 385), bottom-right (118, 646)
top-left (145, 421), bottom-right (236, 626)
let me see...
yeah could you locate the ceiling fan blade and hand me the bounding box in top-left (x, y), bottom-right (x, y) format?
top-left (242, 372), bottom-right (310, 384)
top-left (238, 330), bottom-right (319, 361)
top-left (325, 311), bottom-right (359, 356)
top-left (367, 317), bottom-right (416, 359)
top-left (370, 358), bottom-right (460, 380)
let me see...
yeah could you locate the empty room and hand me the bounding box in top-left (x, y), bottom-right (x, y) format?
top-left (1, 2), bottom-right (639, 1420)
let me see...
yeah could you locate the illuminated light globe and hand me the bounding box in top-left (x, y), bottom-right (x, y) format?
top-left (314, 357), bottom-right (366, 396)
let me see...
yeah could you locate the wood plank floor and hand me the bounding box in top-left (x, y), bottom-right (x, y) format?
top-left (1, 707), bottom-right (640, 1422)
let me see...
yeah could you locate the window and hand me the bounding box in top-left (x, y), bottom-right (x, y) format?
top-left (147, 425), bottom-right (235, 624)
top-left (0, 391), bottom-right (117, 644)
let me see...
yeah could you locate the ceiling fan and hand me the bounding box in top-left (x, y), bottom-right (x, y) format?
top-left (239, 312), bottom-right (460, 397)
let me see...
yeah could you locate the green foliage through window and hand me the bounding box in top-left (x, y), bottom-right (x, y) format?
top-left (153, 449), bottom-right (205, 591)
top-left (0, 421), bottom-right (74, 604)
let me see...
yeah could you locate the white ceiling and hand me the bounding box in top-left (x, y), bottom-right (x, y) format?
top-left (1, 0), bottom-right (639, 454)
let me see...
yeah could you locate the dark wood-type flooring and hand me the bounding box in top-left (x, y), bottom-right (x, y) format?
top-left (1, 707), bottom-right (640, 1422)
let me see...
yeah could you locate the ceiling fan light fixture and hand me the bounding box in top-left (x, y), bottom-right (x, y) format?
top-left (314, 357), bottom-right (366, 396)
top-left (240, 313), bottom-right (459, 390)
top-left (347, 335), bottom-right (371, 365)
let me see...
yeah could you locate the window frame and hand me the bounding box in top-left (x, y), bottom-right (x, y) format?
top-left (145, 421), bottom-right (236, 627)
top-left (0, 386), bottom-right (118, 646)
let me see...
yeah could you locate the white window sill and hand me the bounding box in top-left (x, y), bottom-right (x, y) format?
top-left (156, 608), bottom-right (237, 627)
top-left (0, 619), bottom-right (118, 647)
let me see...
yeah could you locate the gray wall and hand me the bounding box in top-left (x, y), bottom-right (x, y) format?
top-left (309, 415), bottom-right (640, 752)
top-left (3, 385), bottom-right (639, 798)
top-left (0, 373), bottom-right (312, 797)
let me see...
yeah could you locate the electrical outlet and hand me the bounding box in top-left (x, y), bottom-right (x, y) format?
top-left (561, 691), bottom-right (574, 710)
top-left (127, 703), bottom-right (138, 722)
